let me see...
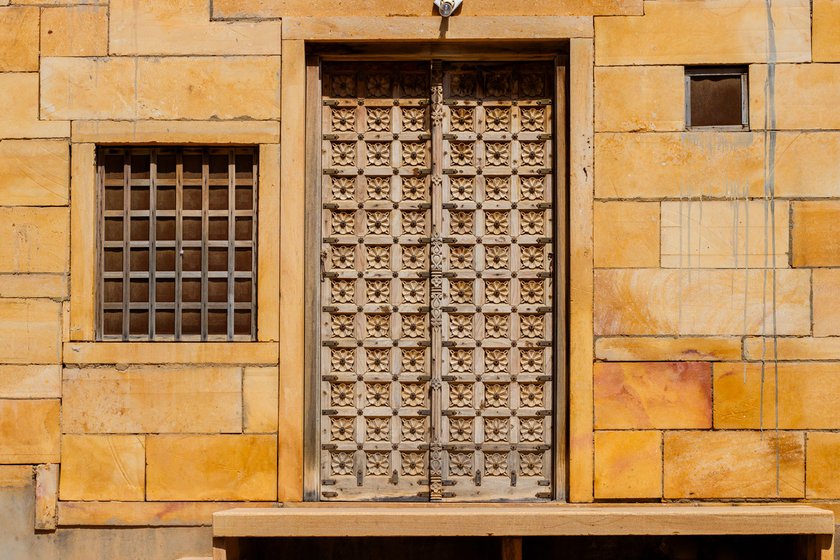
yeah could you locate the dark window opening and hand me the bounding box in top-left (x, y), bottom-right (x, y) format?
top-left (685, 66), bottom-right (748, 129)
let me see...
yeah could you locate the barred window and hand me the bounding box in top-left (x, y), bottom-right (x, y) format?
top-left (97, 147), bottom-right (257, 341)
top-left (685, 66), bottom-right (748, 129)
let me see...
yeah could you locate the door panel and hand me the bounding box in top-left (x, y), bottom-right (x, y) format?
top-left (318, 60), bottom-right (556, 502)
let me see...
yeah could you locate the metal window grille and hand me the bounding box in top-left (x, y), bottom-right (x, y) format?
top-left (97, 146), bottom-right (258, 341)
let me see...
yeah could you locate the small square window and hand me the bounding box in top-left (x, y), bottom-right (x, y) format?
top-left (685, 66), bottom-right (748, 129)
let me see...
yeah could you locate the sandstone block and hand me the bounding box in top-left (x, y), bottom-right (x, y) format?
top-left (595, 0), bottom-right (811, 66)
top-left (814, 270), bottom-right (840, 336)
top-left (595, 336), bottom-right (741, 362)
top-left (773, 132), bottom-right (840, 198)
top-left (41, 6), bottom-right (107, 56)
top-left (243, 367), bottom-right (278, 433)
top-left (0, 207), bottom-right (68, 272)
top-left (0, 140), bottom-right (69, 205)
top-left (0, 465), bottom-right (32, 487)
top-left (0, 274), bottom-right (66, 299)
top-left (71, 120), bottom-right (280, 144)
top-left (664, 431), bottom-right (804, 499)
top-left (0, 7), bottom-right (39, 71)
top-left (595, 132), bottom-right (764, 199)
top-left (0, 75), bottom-right (69, 139)
top-left (60, 435), bottom-right (145, 501)
top-left (594, 431), bottom-right (661, 499)
top-left (146, 435), bottom-right (277, 501)
top-left (34, 463), bottom-right (58, 530)
top-left (62, 367), bottom-right (243, 434)
top-left (792, 201), bottom-right (840, 266)
top-left (752, 65), bottom-right (840, 130)
top-left (0, 400), bottom-right (60, 464)
top-left (62, 342), bottom-right (279, 365)
top-left (0, 365), bottom-right (60, 399)
top-left (41, 57), bottom-right (282, 121)
top-left (661, 200), bottom-right (789, 269)
top-left (0, 299), bottom-right (61, 364)
top-left (806, 432), bottom-right (840, 498)
top-left (715, 362), bottom-right (840, 429)
top-left (814, 0), bottom-right (840, 61)
top-left (57, 501), bottom-right (276, 526)
top-left (594, 66), bottom-right (684, 132)
top-left (593, 201), bottom-right (659, 268)
top-left (594, 362), bottom-right (711, 429)
top-left (594, 269), bottom-right (810, 336)
top-left (744, 336), bottom-right (840, 361)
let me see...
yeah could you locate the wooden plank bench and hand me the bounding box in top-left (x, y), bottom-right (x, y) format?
top-left (212, 504), bottom-right (835, 560)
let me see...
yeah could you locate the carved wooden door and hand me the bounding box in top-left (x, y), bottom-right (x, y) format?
top-left (319, 61), bottom-right (555, 502)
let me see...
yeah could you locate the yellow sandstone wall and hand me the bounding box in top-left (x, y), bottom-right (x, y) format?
top-left (0, 0), bottom-right (838, 557)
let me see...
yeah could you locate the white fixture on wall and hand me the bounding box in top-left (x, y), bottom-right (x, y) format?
top-left (434, 0), bottom-right (462, 17)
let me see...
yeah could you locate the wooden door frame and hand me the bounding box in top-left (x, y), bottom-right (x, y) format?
top-left (302, 44), bottom-right (574, 502)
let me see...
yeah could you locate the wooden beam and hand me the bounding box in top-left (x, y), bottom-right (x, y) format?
top-left (501, 537), bottom-right (523, 560)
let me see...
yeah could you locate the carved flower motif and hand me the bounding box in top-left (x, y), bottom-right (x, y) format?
top-left (520, 280), bottom-right (544, 304)
top-left (520, 351), bottom-right (544, 374)
top-left (520, 245), bottom-right (544, 269)
top-left (520, 383), bottom-right (545, 408)
top-left (449, 314), bottom-right (473, 339)
top-left (401, 107), bottom-right (426, 131)
top-left (366, 176), bottom-right (390, 200)
top-left (401, 280), bottom-right (426, 304)
top-left (485, 73), bottom-right (511, 98)
top-left (331, 177), bottom-right (355, 200)
top-left (449, 211), bottom-right (473, 235)
top-left (366, 245), bottom-right (390, 269)
top-left (331, 245), bottom-right (355, 269)
top-left (450, 73), bottom-right (476, 97)
top-left (401, 210), bottom-right (426, 235)
top-left (366, 108), bottom-right (391, 132)
top-left (484, 211), bottom-right (509, 235)
top-left (331, 142), bottom-right (356, 166)
top-left (520, 418), bottom-right (544, 443)
top-left (331, 417), bottom-right (354, 441)
top-left (401, 385), bottom-right (426, 410)
top-left (449, 452), bottom-right (473, 476)
top-left (520, 73), bottom-right (545, 97)
top-left (449, 383), bottom-right (473, 407)
top-left (331, 451), bottom-right (354, 475)
top-left (484, 349), bottom-right (509, 373)
top-left (401, 452), bottom-right (425, 476)
top-left (520, 107), bottom-right (546, 131)
top-left (484, 452), bottom-right (508, 476)
top-left (401, 417), bottom-right (426, 441)
top-left (401, 314), bottom-right (426, 338)
top-left (485, 142), bottom-right (510, 166)
top-left (366, 452), bottom-right (389, 475)
top-left (449, 142), bottom-right (474, 166)
top-left (332, 107), bottom-right (356, 132)
top-left (331, 314), bottom-right (354, 338)
top-left (330, 382), bottom-right (355, 406)
top-left (367, 74), bottom-right (391, 97)
top-left (365, 280), bottom-right (390, 304)
top-left (449, 418), bottom-right (473, 442)
top-left (519, 452), bottom-right (543, 477)
top-left (520, 142), bottom-right (545, 166)
top-left (366, 417), bottom-right (390, 441)
top-left (485, 246), bottom-right (509, 270)
top-left (366, 210), bottom-right (390, 234)
top-left (331, 210), bottom-right (355, 235)
top-left (484, 314), bottom-right (508, 338)
top-left (484, 279), bottom-right (509, 303)
top-left (402, 142), bottom-right (426, 166)
top-left (331, 74), bottom-right (355, 97)
top-left (401, 351), bottom-right (425, 374)
top-left (366, 314), bottom-right (390, 338)
top-left (484, 418), bottom-right (509, 442)
top-left (520, 314), bottom-right (544, 339)
top-left (485, 108), bottom-right (510, 132)
top-left (366, 142), bottom-right (391, 166)
top-left (402, 245), bottom-right (427, 269)
top-left (331, 349), bottom-right (355, 372)
top-left (402, 177), bottom-right (426, 200)
top-left (449, 349), bottom-right (473, 373)
top-left (331, 280), bottom-right (355, 304)
top-left (450, 108), bottom-right (474, 132)
top-left (366, 349), bottom-right (390, 372)
top-left (449, 280), bottom-right (473, 304)
top-left (519, 176), bottom-right (545, 200)
top-left (450, 177), bottom-right (473, 200)
top-left (449, 245), bottom-right (473, 269)
top-left (484, 383), bottom-right (509, 407)
top-left (485, 177), bottom-right (509, 201)
top-left (365, 382), bottom-right (391, 406)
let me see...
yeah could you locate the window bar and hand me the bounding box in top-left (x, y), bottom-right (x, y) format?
top-left (122, 151), bottom-right (131, 339)
top-left (175, 150), bottom-right (184, 341)
top-left (149, 149), bottom-right (158, 339)
top-left (201, 149), bottom-right (210, 341)
top-left (251, 153), bottom-right (258, 339)
top-left (95, 158), bottom-right (104, 340)
top-left (227, 150), bottom-right (236, 340)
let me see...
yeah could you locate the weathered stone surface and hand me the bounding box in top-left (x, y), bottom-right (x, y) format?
top-left (62, 367), bottom-right (243, 434)
top-left (0, 76), bottom-right (69, 139)
top-left (664, 431), bottom-right (804, 499)
top-left (595, 132), bottom-right (764, 199)
top-left (0, 400), bottom-right (60, 464)
top-left (109, 0), bottom-right (281, 55)
top-left (594, 362), bottom-right (711, 429)
top-left (58, 501), bottom-right (275, 526)
top-left (744, 336), bottom-right (840, 361)
top-left (595, 337), bottom-right (741, 362)
top-left (71, 120), bottom-right (280, 144)
top-left (594, 431), bottom-right (661, 499)
top-left (243, 367), bottom-right (278, 433)
top-left (0, 274), bottom-right (66, 299)
top-left (752, 64), bottom-right (840, 130)
top-left (0, 208), bottom-right (68, 272)
top-left (41, 57), bottom-right (282, 121)
top-left (59, 435), bottom-right (145, 501)
top-left (0, 365), bottom-right (60, 399)
top-left (773, 132), bottom-right (840, 198)
top-left (806, 432), bottom-right (840, 498)
top-left (41, 6), bottom-right (107, 56)
top-left (593, 201), bottom-right (659, 268)
top-left (814, 270), bottom-right (840, 336)
top-left (595, 0), bottom-right (811, 66)
top-left (146, 435), bottom-right (277, 501)
top-left (594, 269), bottom-right (810, 336)
top-left (0, 465), bottom-right (32, 487)
top-left (594, 66), bottom-right (683, 132)
top-left (0, 7), bottom-right (39, 71)
top-left (791, 201), bottom-right (840, 266)
top-left (0, 140), bottom-right (69, 206)
top-left (715, 362), bottom-right (840, 429)
top-left (0, 299), bottom-right (61, 364)
top-left (661, 200), bottom-right (789, 269)
top-left (63, 342), bottom-right (279, 365)
top-left (814, 0), bottom-right (840, 61)
top-left (35, 463), bottom-right (58, 530)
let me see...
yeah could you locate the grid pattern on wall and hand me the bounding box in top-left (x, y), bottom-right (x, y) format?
top-left (97, 146), bottom-right (258, 341)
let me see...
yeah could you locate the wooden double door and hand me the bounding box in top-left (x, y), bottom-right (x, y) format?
top-left (316, 60), bottom-right (560, 501)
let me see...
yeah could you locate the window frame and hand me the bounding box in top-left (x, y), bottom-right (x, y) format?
top-left (684, 66), bottom-right (749, 131)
